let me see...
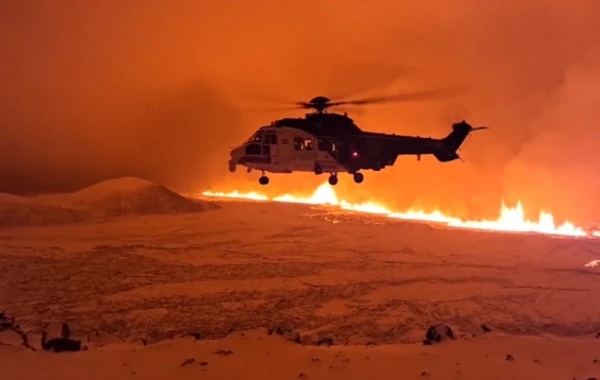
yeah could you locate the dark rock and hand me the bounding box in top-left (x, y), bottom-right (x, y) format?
top-left (42, 338), bottom-right (82, 353)
top-left (200, 362), bottom-right (208, 367)
top-left (180, 358), bottom-right (195, 367)
top-left (181, 332), bottom-right (202, 340)
top-left (424, 324), bottom-right (454, 345)
top-left (506, 354), bottom-right (515, 361)
top-left (533, 359), bottom-right (541, 364)
top-left (420, 372), bottom-right (431, 377)
top-left (41, 322), bottom-right (81, 353)
top-left (481, 324), bottom-right (492, 333)
top-left (267, 326), bottom-right (301, 344)
top-left (0, 312), bottom-right (16, 330)
top-left (298, 373), bottom-right (308, 378)
top-left (317, 337), bottom-right (334, 347)
top-left (596, 332), bottom-right (600, 339)
top-left (213, 349), bottom-right (234, 356)
top-left (43, 322), bottom-right (71, 340)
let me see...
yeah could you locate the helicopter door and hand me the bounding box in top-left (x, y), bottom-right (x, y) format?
top-left (265, 132), bottom-right (278, 157)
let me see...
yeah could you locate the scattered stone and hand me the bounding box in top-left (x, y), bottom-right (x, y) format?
top-left (420, 372), bottom-right (431, 377)
top-left (596, 332), bottom-right (600, 339)
top-left (41, 322), bottom-right (81, 353)
top-left (311, 358), bottom-right (320, 362)
top-left (481, 324), bottom-right (492, 333)
top-left (317, 337), bottom-right (334, 347)
top-left (587, 378), bottom-right (598, 380)
top-left (506, 354), bottom-right (515, 361)
top-left (267, 327), bottom-right (301, 344)
top-left (213, 349), bottom-right (234, 356)
top-left (533, 359), bottom-right (541, 364)
top-left (0, 312), bottom-right (15, 329)
top-left (180, 358), bottom-right (195, 367)
top-left (593, 359), bottom-right (599, 364)
top-left (44, 322), bottom-right (71, 339)
top-left (0, 312), bottom-right (34, 351)
top-left (0, 329), bottom-right (24, 347)
top-left (200, 362), bottom-right (208, 367)
top-left (298, 373), bottom-right (308, 378)
top-left (423, 324), bottom-right (454, 345)
top-left (341, 358), bottom-right (350, 363)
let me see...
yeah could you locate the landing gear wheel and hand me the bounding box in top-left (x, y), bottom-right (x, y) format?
top-left (328, 174), bottom-right (338, 186)
top-left (353, 172), bottom-right (364, 184)
top-left (259, 176), bottom-right (269, 186)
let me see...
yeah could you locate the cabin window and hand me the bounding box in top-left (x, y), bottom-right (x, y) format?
top-left (293, 137), bottom-right (304, 151)
top-left (318, 138), bottom-right (336, 153)
top-left (304, 138), bottom-right (314, 151)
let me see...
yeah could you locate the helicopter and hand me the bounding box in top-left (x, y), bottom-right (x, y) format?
top-left (228, 91), bottom-right (488, 186)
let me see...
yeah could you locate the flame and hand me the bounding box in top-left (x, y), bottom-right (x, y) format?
top-left (201, 182), bottom-right (595, 238)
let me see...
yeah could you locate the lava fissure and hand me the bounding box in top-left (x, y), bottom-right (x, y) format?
top-left (201, 183), bottom-right (596, 238)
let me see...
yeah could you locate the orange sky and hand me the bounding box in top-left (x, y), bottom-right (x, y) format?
top-left (1, 0), bottom-right (600, 225)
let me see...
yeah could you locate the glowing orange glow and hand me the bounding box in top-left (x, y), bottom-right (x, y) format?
top-left (201, 182), bottom-right (596, 238)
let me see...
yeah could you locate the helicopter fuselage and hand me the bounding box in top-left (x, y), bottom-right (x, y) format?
top-left (228, 113), bottom-right (486, 186)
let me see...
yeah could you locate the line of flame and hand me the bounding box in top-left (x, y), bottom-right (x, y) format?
top-left (200, 182), bottom-right (598, 238)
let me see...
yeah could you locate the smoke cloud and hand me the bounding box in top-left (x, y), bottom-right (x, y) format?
top-left (1, 1), bottom-right (599, 224)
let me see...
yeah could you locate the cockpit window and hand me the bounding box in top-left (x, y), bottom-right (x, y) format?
top-left (246, 132), bottom-right (264, 143)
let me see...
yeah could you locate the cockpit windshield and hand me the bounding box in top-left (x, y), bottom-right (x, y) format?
top-left (245, 131), bottom-right (264, 143)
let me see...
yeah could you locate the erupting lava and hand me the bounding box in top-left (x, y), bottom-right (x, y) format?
top-left (202, 182), bottom-right (596, 238)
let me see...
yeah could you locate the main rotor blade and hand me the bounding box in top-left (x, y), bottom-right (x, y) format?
top-left (326, 62), bottom-right (417, 101)
top-left (332, 86), bottom-right (468, 107)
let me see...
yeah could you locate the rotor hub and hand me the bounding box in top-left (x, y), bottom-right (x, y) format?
top-left (307, 96), bottom-right (332, 113)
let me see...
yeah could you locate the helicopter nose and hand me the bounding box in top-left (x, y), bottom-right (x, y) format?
top-left (228, 146), bottom-right (243, 172)
top-left (229, 146), bottom-right (242, 159)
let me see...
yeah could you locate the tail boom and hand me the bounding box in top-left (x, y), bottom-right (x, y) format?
top-left (433, 121), bottom-right (487, 162)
